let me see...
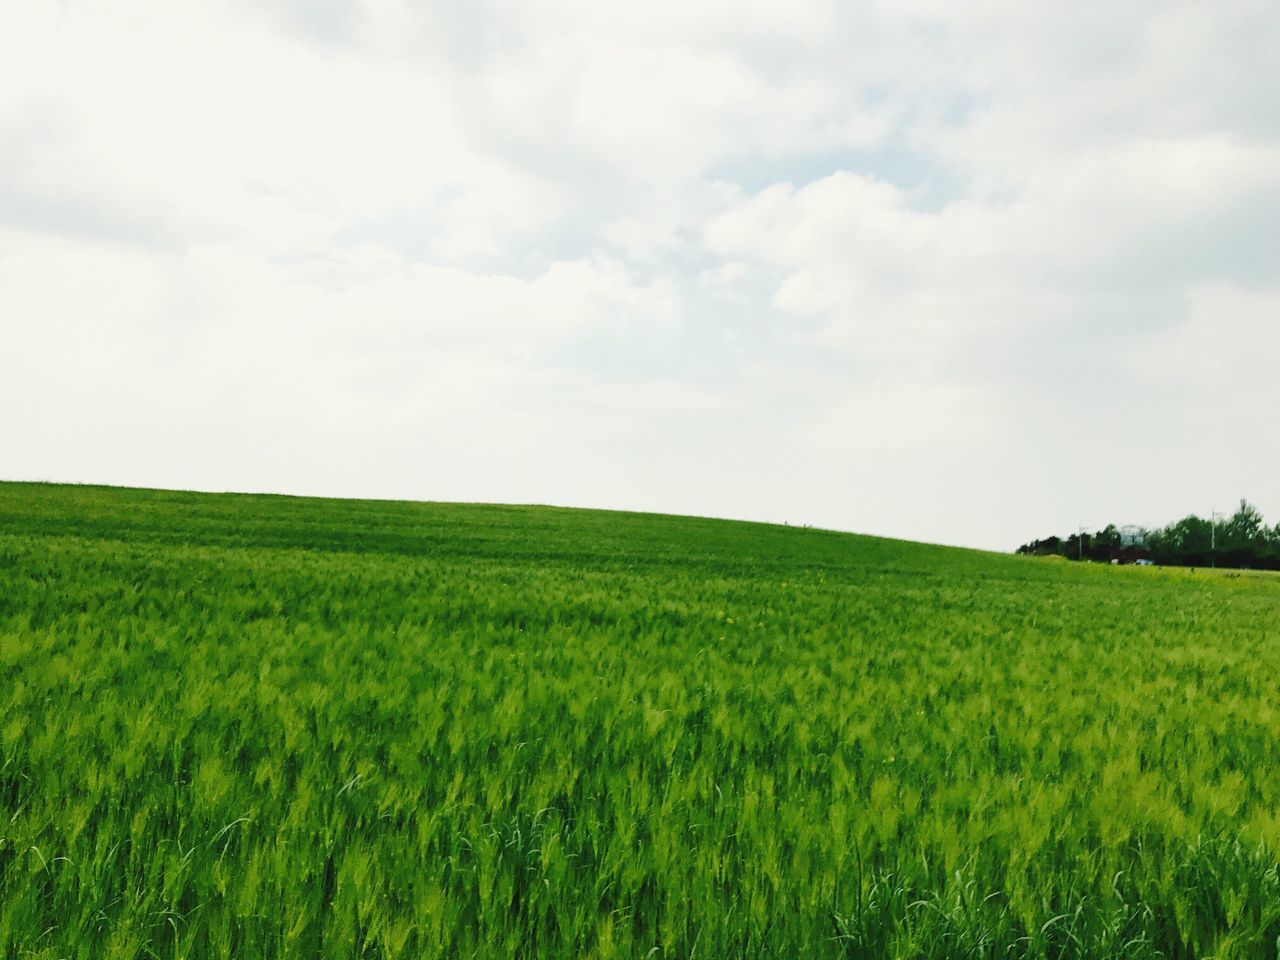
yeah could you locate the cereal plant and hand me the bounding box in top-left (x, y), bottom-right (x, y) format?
top-left (1, 482), bottom-right (1279, 958)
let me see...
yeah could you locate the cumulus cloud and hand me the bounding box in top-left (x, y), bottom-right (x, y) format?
top-left (2, 0), bottom-right (1278, 548)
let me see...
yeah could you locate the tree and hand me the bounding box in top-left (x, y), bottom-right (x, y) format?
top-left (1017, 502), bottom-right (1279, 569)
top-left (1091, 524), bottom-right (1121, 561)
top-left (1224, 499), bottom-right (1266, 548)
top-left (1150, 515), bottom-right (1211, 566)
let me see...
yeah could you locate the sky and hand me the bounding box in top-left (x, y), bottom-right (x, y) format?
top-left (3, 1), bottom-right (1278, 550)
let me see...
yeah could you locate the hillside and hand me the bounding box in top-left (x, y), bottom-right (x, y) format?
top-left (2, 482), bottom-right (1279, 958)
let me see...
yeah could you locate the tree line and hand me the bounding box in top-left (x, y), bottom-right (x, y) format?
top-left (1016, 499), bottom-right (1280, 570)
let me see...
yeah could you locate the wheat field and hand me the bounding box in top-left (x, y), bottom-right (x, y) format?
top-left (2, 482), bottom-right (1279, 958)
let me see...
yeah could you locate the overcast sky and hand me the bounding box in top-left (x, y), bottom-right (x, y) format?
top-left (3, 1), bottom-right (1278, 550)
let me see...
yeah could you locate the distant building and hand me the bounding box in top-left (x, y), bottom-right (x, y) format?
top-left (1119, 525), bottom-right (1146, 548)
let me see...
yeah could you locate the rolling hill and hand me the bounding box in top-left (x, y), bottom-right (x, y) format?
top-left (2, 481), bottom-right (1279, 958)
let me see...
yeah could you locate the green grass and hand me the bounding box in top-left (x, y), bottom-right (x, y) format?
top-left (3, 481), bottom-right (1280, 959)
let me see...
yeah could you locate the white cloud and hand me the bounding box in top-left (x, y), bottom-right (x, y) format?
top-left (1142, 284), bottom-right (1280, 393)
top-left (2, 0), bottom-right (1279, 548)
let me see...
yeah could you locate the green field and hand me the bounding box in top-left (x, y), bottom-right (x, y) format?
top-left (2, 482), bottom-right (1280, 959)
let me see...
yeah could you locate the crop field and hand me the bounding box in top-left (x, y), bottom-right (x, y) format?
top-left (2, 482), bottom-right (1280, 959)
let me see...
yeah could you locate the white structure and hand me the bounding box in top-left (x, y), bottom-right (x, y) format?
top-left (1119, 525), bottom-right (1146, 548)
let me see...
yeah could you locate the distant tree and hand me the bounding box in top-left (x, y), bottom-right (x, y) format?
top-left (1016, 534), bottom-right (1063, 557)
top-left (1017, 502), bottom-right (1279, 569)
top-left (1224, 499), bottom-right (1266, 546)
top-left (1090, 524), bottom-right (1121, 561)
top-left (1148, 515), bottom-right (1211, 566)
top-left (1267, 523), bottom-right (1280, 569)
top-left (1219, 499), bottom-right (1267, 567)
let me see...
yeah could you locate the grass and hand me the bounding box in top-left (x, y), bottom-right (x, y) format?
top-left (2, 481), bottom-right (1280, 959)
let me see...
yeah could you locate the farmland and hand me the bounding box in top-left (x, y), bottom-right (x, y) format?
top-left (2, 482), bottom-right (1280, 959)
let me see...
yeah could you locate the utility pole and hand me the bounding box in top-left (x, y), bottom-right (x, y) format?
top-left (1211, 509), bottom-right (1223, 568)
top-left (1078, 524), bottom-right (1085, 561)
